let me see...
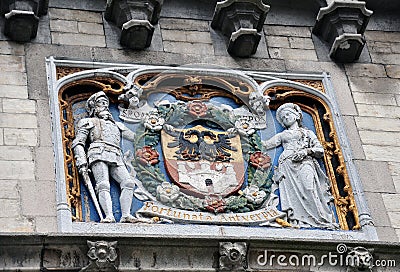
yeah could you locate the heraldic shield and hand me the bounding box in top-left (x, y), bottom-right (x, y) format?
top-left (161, 125), bottom-right (245, 198)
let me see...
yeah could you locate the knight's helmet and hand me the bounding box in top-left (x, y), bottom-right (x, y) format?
top-left (85, 91), bottom-right (109, 117)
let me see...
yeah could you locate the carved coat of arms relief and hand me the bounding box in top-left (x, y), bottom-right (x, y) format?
top-left (65, 69), bottom-right (356, 230)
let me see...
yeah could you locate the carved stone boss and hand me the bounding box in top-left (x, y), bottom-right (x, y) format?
top-left (0, 0), bottom-right (49, 42)
top-left (105, 0), bottom-right (164, 50)
top-left (60, 69), bottom-right (363, 231)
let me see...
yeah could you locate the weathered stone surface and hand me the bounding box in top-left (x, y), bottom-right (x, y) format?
top-left (342, 116), bottom-right (365, 159)
top-left (0, 72), bottom-right (27, 86)
top-left (163, 41), bottom-right (213, 55)
top-left (49, 0), bottom-right (106, 11)
top-left (353, 92), bottom-right (397, 106)
top-left (0, 41), bottom-right (25, 55)
top-left (0, 217), bottom-right (35, 232)
top-left (32, 14), bottom-right (51, 44)
top-left (0, 180), bottom-right (19, 199)
top-left (48, 8), bottom-right (102, 23)
top-left (382, 194), bottom-right (400, 212)
top-left (387, 212), bottom-right (400, 229)
top-left (365, 31), bottom-right (400, 42)
top-left (363, 145), bottom-right (400, 162)
top-left (391, 43), bottom-right (400, 54)
top-left (25, 44), bottom-right (92, 99)
top-left (359, 131), bottom-right (400, 146)
top-left (0, 161), bottom-right (35, 180)
top-left (0, 113), bottom-right (37, 128)
top-left (35, 147), bottom-right (56, 181)
top-left (35, 216), bottom-right (57, 233)
top-left (2, 99), bottom-right (36, 113)
top-left (368, 41), bottom-right (393, 54)
top-left (355, 116), bottom-right (400, 132)
top-left (357, 104), bottom-right (400, 119)
top-left (264, 25), bottom-right (311, 37)
top-left (0, 85), bottom-right (28, 99)
top-left (78, 22), bottom-right (104, 35)
top-left (355, 160), bottom-right (395, 193)
top-left (364, 192), bottom-right (392, 227)
top-left (21, 180), bottom-right (56, 217)
top-left (0, 128), bottom-right (3, 145)
top-left (159, 18), bottom-right (210, 32)
top-left (288, 37), bottom-right (314, 50)
top-left (266, 36), bottom-right (290, 48)
top-left (388, 162), bottom-right (400, 193)
top-left (51, 32), bottom-right (106, 47)
top-left (4, 128), bottom-right (37, 146)
top-left (386, 65), bottom-right (400, 78)
top-left (50, 19), bottom-right (78, 33)
top-left (349, 76), bottom-right (400, 94)
top-left (269, 48), bottom-right (317, 61)
top-left (0, 55), bottom-right (25, 72)
top-left (162, 29), bottom-right (212, 44)
top-left (371, 53), bottom-right (400, 65)
top-left (345, 63), bottom-right (387, 78)
top-left (286, 60), bottom-right (358, 115)
top-left (375, 226), bottom-right (399, 242)
top-left (36, 100), bottom-right (52, 147)
top-left (0, 146), bottom-right (33, 161)
top-left (0, 199), bottom-right (20, 218)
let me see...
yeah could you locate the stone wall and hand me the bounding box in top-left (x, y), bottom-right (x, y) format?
top-left (0, 0), bottom-right (399, 244)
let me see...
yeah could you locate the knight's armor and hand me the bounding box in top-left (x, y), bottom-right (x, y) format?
top-left (72, 118), bottom-right (125, 167)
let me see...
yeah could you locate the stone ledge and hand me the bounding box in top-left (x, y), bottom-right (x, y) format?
top-left (0, 233), bottom-right (399, 271)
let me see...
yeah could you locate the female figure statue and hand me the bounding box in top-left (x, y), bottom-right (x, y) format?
top-left (262, 103), bottom-right (337, 229)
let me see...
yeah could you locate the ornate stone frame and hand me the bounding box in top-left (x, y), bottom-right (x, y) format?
top-left (47, 57), bottom-right (377, 240)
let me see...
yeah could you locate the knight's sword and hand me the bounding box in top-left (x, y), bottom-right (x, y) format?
top-left (81, 169), bottom-right (104, 221)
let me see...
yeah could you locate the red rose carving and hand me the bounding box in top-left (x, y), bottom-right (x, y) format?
top-left (249, 151), bottom-right (271, 170)
top-left (187, 101), bottom-right (208, 118)
top-left (136, 146), bottom-right (159, 166)
top-left (205, 198), bottom-right (226, 213)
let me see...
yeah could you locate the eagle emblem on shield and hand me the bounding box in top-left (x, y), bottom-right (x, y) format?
top-left (161, 124), bottom-right (245, 198)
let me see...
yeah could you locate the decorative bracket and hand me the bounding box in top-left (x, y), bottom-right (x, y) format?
top-left (211, 0), bottom-right (270, 57)
top-left (219, 242), bottom-right (248, 271)
top-left (313, 0), bottom-right (373, 63)
top-left (105, 0), bottom-right (164, 50)
top-left (80, 240), bottom-right (119, 272)
top-left (0, 0), bottom-right (49, 42)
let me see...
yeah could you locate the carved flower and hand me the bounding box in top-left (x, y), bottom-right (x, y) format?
top-left (187, 101), bottom-right (208, 118)
top-left (235, 118), bottom-right (256, 136)
top-left (205, 198), bottom-right (226, 213)
top-left (87, 241), bottom-right (118, 263)
top-left (144, 112), bottom-right (165, 131)
top-left (243, 185), bottom-right (266, 204)
top-left (249, 151), bottom-right (271, 170)
top-left (135, 146), bottom-right (159, 165)
top-left (157, 182), bottom-right (180, 203)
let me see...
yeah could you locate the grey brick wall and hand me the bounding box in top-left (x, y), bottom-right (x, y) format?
top-left (0, 0), bottom-right (399, 242)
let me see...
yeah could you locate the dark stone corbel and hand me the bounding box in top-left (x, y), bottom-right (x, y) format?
top-left (0, 0), bottom-right (48, 42)
top-left (105, 0), bottom-right (163, 50)
top-left (313, 0), bottom-right (373, 63)
top-left (80, 240), bottom-right (119, 272)
top-left (211, 0), bottom-right (270, 57)
top-left (219, 242), bottom-right (248, 271)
